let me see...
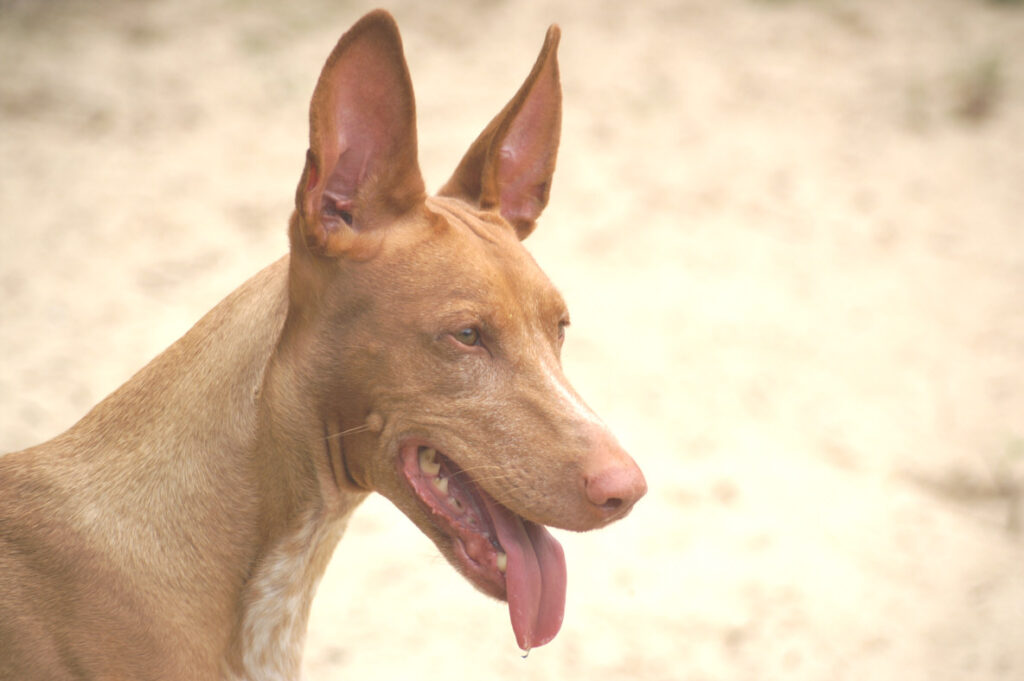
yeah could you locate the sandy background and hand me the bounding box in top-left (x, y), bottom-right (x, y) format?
top-left (2, 0), bottom-right (1023, 679)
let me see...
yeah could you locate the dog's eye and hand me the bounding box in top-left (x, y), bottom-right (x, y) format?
top-left (454, 327), bottom-right (480, 346)
top-left (557, 319), bottom-right (569, 342)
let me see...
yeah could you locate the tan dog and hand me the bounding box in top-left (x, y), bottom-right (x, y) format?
top-left (0, 10), bottom-right (646, 680)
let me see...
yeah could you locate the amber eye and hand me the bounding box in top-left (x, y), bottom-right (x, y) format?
top-left (454, 327), bottom-right (480, 346)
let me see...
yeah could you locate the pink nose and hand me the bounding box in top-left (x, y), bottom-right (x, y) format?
top-left (583, 453), bottom-right (647, 522)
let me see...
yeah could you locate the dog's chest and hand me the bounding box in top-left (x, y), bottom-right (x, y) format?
top-left (227, 512), bottom-right (345, 681)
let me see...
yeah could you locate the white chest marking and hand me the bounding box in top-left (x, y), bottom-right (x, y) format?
top-left (228, 512), bottom-right (343, 681)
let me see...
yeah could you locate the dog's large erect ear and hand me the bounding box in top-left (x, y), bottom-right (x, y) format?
top-left (439, 26), bottom-right (562, 240)
top-left (296, 10), bottom-right (425, 257)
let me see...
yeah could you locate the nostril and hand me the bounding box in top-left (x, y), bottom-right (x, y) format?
top-left (600, 497), bottom-right (624, 511)
top-left (584, 467), bottom-right (644, 519)
top-left (580, 438), bottom-right (647, 524)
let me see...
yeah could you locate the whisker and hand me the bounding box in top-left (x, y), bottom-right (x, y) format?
top-left (449, 464), bottom-right (505, 478)
top-left (323, 423), bottom-right (371, 441)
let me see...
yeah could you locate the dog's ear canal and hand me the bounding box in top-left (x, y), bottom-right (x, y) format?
top-left (297, 10), bottom-right (426, 258)
top-left (439, 25), bottom-right (562, 241)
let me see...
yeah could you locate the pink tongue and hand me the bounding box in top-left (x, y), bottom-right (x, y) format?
top-left (483, 496), bottom-right (567, 651)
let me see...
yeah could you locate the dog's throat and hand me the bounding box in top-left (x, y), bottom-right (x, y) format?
top-left (400, 444), bottom-right (567, 651)
top-left (322, 420), bottom-right (361, 490)
top-left (229, 511), bottom-right (345, 679)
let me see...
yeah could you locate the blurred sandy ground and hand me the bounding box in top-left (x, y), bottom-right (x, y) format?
top-left (1, 0), bottom-right (1023, 679)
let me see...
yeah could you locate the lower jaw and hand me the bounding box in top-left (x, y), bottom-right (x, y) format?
top-left (399, 441), bottom-right (569, 651)
top-left (399, 442), bottom-right (510, 600)
top-left (453, 537), bottom-right (507, 600)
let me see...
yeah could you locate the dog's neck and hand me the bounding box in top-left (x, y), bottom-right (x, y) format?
top-left (223, 507), bottom-right (350, 681)
top-left (220, 259), bottom-right (371, 680)
top-left (62, 255), bottom-right (364, 678)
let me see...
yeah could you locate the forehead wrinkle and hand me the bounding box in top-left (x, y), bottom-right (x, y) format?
top-left (427, 197), bottom-right (506, 245)
top-left (424, 196), bottom-right (565, 331)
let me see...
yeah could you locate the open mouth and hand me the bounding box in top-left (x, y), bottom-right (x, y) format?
top-left (399, 442), bottom-right (567, 652)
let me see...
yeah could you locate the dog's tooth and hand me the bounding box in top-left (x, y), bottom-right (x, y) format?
top-left (496, 552), bottom-right (507, 573)
top-left (418, 447), bottom-right (441, 476)
top-left (448, 495), bottom-right (462, 510)
top-left (432, 476), bottom-right (449, 495)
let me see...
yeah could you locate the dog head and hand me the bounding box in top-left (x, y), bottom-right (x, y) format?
top-left (284, 10), bottom-right (646, 651)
